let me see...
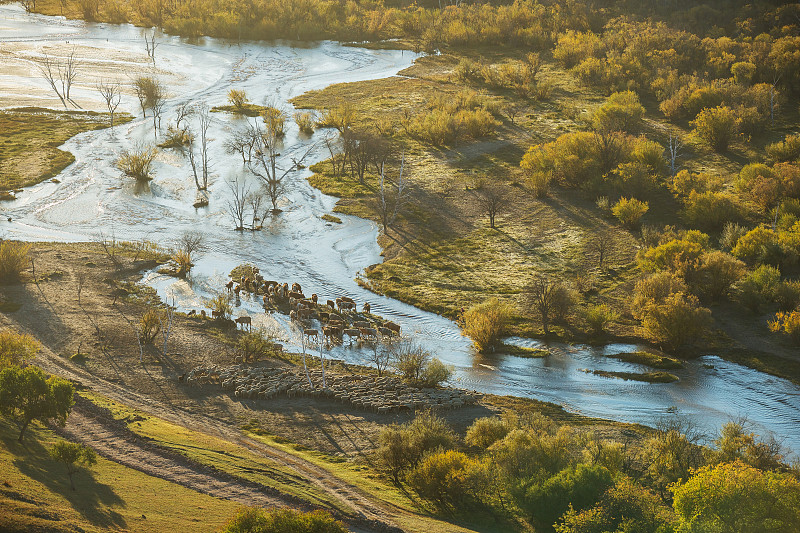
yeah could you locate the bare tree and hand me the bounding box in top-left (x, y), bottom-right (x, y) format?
top-left (587, 231), bottom-right (614, 271)
top-left (225, 122), bottom-right (258, 164)
top-left (144, 31), bottom-right (159, 63)
top-left (226, 178), bottom-right (250, 230)
top-left (343, 130), bottom-right (376, 185)
top-left (132, 76), bottom-right (162, 118)
top-left (186, 103), bottom-right (211, 190)
top-left (150, 80), bottom-right (167, 138)
top-left (247, 190), bottom-right (268, 230)
top-left (364, 336), bottom-right (395, 376)
top-left (377, 153), bottom-right (410, 234)
top-left (96, 79), bottom-right (121, 128)
top-left (525, 277), bottom-right (574, 334)
top-left (323, 134), bottom-right (343, 178)
top-left (247, 120), bottom-right (312, 213)
top-left (95, 231), bottom-right (124, 270)
top-left (174, 102), bottom-right (193, 131)
top-left (472, 182), bottom-right (509, 229)
top-left (157, 299), bottom-right (176, 358)
top-left (38, 50), bottom-right (79, 109)
top-left (667, 132), bottom-right (684, 177)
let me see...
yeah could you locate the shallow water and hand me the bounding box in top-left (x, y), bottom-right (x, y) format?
top-left (2, 5), bottom-right (799, 456)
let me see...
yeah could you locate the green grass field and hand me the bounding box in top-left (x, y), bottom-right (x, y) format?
top-left (0, 418), bottom-right (238, 533)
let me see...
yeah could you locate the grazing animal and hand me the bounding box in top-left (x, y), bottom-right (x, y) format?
top-left (200, 310), bottom-right (207, 319)
top-left (311, 293), bottom-right (318, 304)
top-left (343, 328), bottom-right (361, 344)
top-left (383, 322), bottom-right (401, 335)
top-left (235, 316), bottom-right (252, 331)
top-left (289, 310), bottom-right (297, 321)
top-left (234, 285), bottom-right (241, 296)
top-left (292, 282), bottom-right (302, 293)
top-left (288, 291), bottom-right (304, 300)
top-left (362, 302), bottom-right (370, 314)
top-left (378, 327), bottom-right (393, 337)
top-left (354, 320), bottom-right (370, 329)
top-left (225, 280), bottom-right (234, 291)
top-left (327, 300), bottom-right (336, 310)
top-left (212, 310), bottom-right (222, 319)
top-left (359, 327), bottom-right (378, 340)
top-left (282, 283), bottom-right (289, 298)
top-left (319, 312), bottom-right (330, 322)
top-left (324, 326), bottom-right (342, 339)
top-left (304, 328), bottom-right (319, 338)
top-left (340, 296), bottom-right (356, 305)
top-left (187, 309), bottom-right (196, 317)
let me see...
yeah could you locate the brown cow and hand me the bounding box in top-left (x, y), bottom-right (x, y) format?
top-left (225, 280), bottom-right (234, 291)
top-left (378, 327), bottom-right (393, 337)
top-left (340, 296), bottom-right (356, 305)
top-left (303, 328), bottom-right (319, 338)
top-left (289, 310), bottom-right (297, 321)
top-left (319, 312), bottom-right (330, 322)
top-left (311, 293), bottom-right (318, 304)
top-left (362, 302), bottom-right (371, 314)
top-left (359, 327), bottom-right (378, 340)
top-left (235, 316), bottom-right (252, 331)
top-left (343, 328), bottom-right (361, 345)
top-left (383, 322), bottom-right (401, 335)
top-left (289, 291), bottom-right (304, 300)
top-left (292, 282), bottom-right (302, 293)
top-left (327, 300), bottom-right (336, 310)
top-left (353, 320), bottom-right (370, 329)
top-left (212, 310), bottom-right (222, 319)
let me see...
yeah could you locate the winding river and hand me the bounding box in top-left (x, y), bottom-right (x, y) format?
top-left (2, 5), bottom-right (799, 456)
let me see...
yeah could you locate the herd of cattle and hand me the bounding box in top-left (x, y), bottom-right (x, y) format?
top-left (220, 267), bottom-right (402, 346)
top-left (186, 364), bottom-right (479, 413)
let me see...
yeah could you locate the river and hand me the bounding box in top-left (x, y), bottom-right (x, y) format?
top-left (1, 4), bottom-right (799, 456)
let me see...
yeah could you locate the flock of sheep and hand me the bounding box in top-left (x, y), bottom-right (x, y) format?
top-left (186, 364), bottom-right (479, 414)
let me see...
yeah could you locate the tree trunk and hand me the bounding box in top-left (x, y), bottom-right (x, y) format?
top-left (17, 418), bottom-right (31, 442)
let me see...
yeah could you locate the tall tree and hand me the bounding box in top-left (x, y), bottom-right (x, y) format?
top-left (0, 365), bottom-right (74, 442)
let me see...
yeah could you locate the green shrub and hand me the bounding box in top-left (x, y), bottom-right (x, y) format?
top-left (227, 89), bottom-right (248, 110)
top-left (735, 264), bottom-right (781, 312)
top-left (681, 191), bottom-right (741, 232)
top-left (0, 329), bottom-right (39, 368)
top-left (641, 292), bottom-right (711, 350)
top-left (261, 106), bottom-right (286, 137)
top-left (117, 144), bottom-right (158, 181)
top-left (769, 311), bottom-right (800, 344)
top-left (207, 293), bottom-right (233, 320)
top-left (461, 298), bottom-right (512, 353)
top-left (236, 332), bottom-right (276, 363)
top-left (612, 197), bottom-right (648, 228)
top-left (221, 507), bottom-right (347, 533)
top-left (420, 358), bottom-right (451, 387)
top-left (294, 111), bottom-right (316, 134)
top-left (407, 450), bottom-right (480, 512)
top-left (466, 417), bottom-right (509, 449)
top-left (690, 251), bottom-right (746, 302)
top-left (775, 281), bottom-right (800, 312)
top-left (0, 241), bottom-right (31, 283)
top-left (719, 222), bottom-right (748, 251)
top-left (584, 304), bottom-right (617, 336)
top-left (766, 134), bottom-right (800, 162)
top-left (632, 273), bottom-right (689, 320)
top-left (139, 308), bottom-right (162, 344)
top-left (49, 440), bottom-right (97, 491)
top-left (523, 463), bottom-right (614, 529)
top-left (692, 105), bottom-right (737, 152)
top-left (592, 91), bottom-right (644, 134)
top-left (376, 411), bottom-right (457, 483)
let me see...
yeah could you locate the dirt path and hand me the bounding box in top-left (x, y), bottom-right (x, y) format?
top-left (38, 352), bottom-right (404, 533)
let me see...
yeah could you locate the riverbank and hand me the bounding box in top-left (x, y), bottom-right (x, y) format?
top-left (0, 108), bottom-right (131, 191)
top-left (292, 52), bottom-right (800, 388)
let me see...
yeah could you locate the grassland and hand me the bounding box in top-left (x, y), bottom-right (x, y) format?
top-left (0, 107), bottom-right (131, 191)
top-left (587, 370), bottom-right (680, 383)
top-left (605, 351), bottom-right (684, 369)
top-left (0, 418), bottom-right (238, 533)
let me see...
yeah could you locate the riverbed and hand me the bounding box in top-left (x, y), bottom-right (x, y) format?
top-left (2, 4), bottom-right (799, 456)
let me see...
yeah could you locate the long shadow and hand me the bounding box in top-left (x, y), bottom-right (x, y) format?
top-left (5, 427), bottom-right (127, 529)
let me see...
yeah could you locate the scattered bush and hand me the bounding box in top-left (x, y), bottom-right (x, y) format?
top-left (461, 298), bottom-right (512, 352)
top-left (407, 450), bottom-right (483, 512)
top-left (672, 461), bottom-right (800, 533)
top-left (227, 89), bottom-right (249, 110)
top-left (139, 308), bottom-right (162, 344)
top-left (612, 197), bottom-right (648, 228)
top-left (0, 241), bottom-right (31, 283)
top-left (465, 417), bottom-right (509, 449)
top-left (50, 440), bottom-right (97, 491)
top-left (690, 251), bottom-right (746, 302)
top-left (236, 332), bottom-right (276, 363)
top-left (294, 111), bottom-right (316, 134)
top-left (640, 292), bottom-right (711, 350)
top-left (0, 329), bottom-right (39, 368)
top-left (632, 272), bottom-right (689, 320)
top-left (691, 105), bottom-right (736, 152)
top-left (207, 293), bottom-right (233, 320)
top-left (584, 304), bottom-right (617, 336)
top-left (766, 133), bottom-right (800, 162)
top-left (669, 170), bottom-right (724, 199)
top-left (158, 125), bottom-right (192, 148)
top-left (261, 106), bottom-right (286, 137)
top-left (117, 144), bottom-right (158, 181)
top-left (681, 191), bottom-right (741, 232)
top-left (775, 280), bottom-right (800, 312)
top-left (591, 91), bottom-right (645, 134)
top-left (719, 221), bottom-right (748, 251)
top-left (221, 507), bottom-right (347, 533)
top-left (769, 311), bottom-right (800, 344)
top-left (527, 170), bottom-right (552, 199)
top-left (736, 264), bottom-right (781, 312)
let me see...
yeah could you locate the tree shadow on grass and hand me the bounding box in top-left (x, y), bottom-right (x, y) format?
top-left (6, 427), bottom-right (127, 530)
